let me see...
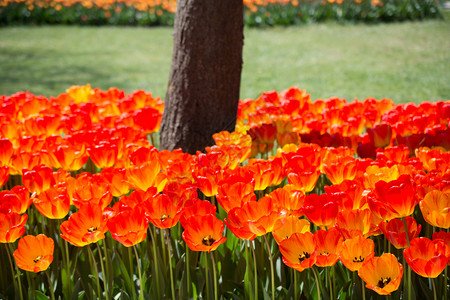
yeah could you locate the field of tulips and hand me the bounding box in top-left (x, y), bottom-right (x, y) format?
top-left (0, 0), bottom-right (443, 26)
top-left (0, 84), bottom-right (449, 299)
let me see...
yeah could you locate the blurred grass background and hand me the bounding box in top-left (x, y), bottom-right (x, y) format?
top-left (0, 11), bottom-right (449, 103)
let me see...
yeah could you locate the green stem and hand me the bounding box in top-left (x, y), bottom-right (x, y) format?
top-left (166, 229), bottom-right (175, 300)
top-left (263, 235), bottom-right (275, 300)
top-left (402, 217), bottom-right (412, 300)
top-left (45, 270), bottom-right (55, 300)
top-left (294, 269), bottom-right (299, 300)
top-left (444, 266), bottom-right (448, 300)
top-left (133, 245), bottom-right (144, 300)
top-left (8, 243), bottom-right (24, 300)
top-left (251, 240), bottom-right (258, 300)
top-left (431, 277), bottom-right (437, 300)
top-left (6, 244), bottom-right (20, 299)
top-left (362, 276), bottom-right (366, 300)
top-left (205, 252), bottom-right (210, 300)
top-left (88, 245), bottom-right (102, 299)
top-left (97, 243), bottom-right (109, 300)
top-left (186, 246), bottom-right (191, 298)
top-left (311, 266), bottom-right (322, 300)
top-left (210, 252), bottom-right (218, 300)
top-left (149, 228), bottom-right (161, 299)
top-left (332, 265), bottom-right (336, 300)
top-left (102, 239), bottom-right (111, 300)
top-left (328, 267), bottom-right (333, 300)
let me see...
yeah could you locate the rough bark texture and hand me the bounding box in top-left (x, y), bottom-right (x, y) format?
top-left (160, 0), bottom-right (244, 154)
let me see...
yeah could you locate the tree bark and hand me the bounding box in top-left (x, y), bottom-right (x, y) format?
top-left (160, 0), bottom-right (244, 154)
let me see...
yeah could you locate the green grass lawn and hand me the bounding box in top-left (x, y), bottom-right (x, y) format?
top-left (0, 13), bottom-right (449, 103)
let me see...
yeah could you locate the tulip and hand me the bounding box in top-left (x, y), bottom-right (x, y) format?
top-left (272, 216), bottom-right (310, 245)
top-left (60, 204), bottom-right (109, 247)
top-left (182, 214), bottom-right (226, 252)
top-left (13, 234), bottom-right (54, 273)
top-left (339, 236), bottom-right (375, 272)
top-left (279, 232), bottom-right (317, 272)
top-left (368, 174), bottom-right (417, 221)
top-left (107, 207), bottom-right (149, 247)
top-left (0, 211), bottom-right (27, 243)
top-left (303, 193), bottom-right (338, 227)
top-left (379, 217), bottom-right (421, 249)
top-left (314, 229), bottom-right (343, 267)
top-left (419, 190), bottom-right (450, 228)
top-left (403, 237), bottom-right (449, 278)
top-left (33, 184), bottom-right (71, 219)
top-left (358, 253), bottom-right (403, 295)
top-left (143, 193), bottom-right (183, 229)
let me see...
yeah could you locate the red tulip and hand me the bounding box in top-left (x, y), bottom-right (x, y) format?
top-left (404, 237), bottom-right (449, 278)
top-left (13, 234), bottom-right (54, 273)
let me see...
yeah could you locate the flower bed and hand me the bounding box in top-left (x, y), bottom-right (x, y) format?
top-left (0, 84), bottom-right (449, 299)
top-left (0, 0), bottom-right (442, 26)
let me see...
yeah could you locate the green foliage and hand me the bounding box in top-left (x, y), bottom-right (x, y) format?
top-left (0, 0), bottom-right (443, 26)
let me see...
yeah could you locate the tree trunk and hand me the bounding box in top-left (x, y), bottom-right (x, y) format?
top-left (160, 0), bottom-right (244, 154)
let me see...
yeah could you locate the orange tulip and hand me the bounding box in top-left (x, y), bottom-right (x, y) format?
top-left (54, 144), bottom-right (89, 171)
top-left (339, 236), bottom-right (375, 272)
top-left (228, 196), bottom-right (286, 237)
top-left (216, 171), bottom-right (256, 213)
top-left (126, 160), bottom-right (167, 192)
top-left (378, 217), bottom-right (421, 249)
top-left (432, 231), bottom-right (450, 265)
top-left (279, 232), bottom-right (317, 272)
top-left (33, 184), bottom-right (71, 219)
top-left (143, 193), bottom-right (183, 229)
top-left (182, 214), bottom-right (226, 252)
top-left (245, 158), bottom-right (281, 191)
top-left (193, 164), bottom-right (222, 197)
top-left (107, 207), bottom-right (149, 247)
top-left (322, 156), bottom-right (357, 185)
top-left (269, 185), bottom-right (304, 217)
top-left (363, 165), bottom-right (400, 189)
top-left (22, 164), bottom-right (55, 195)
top-left (0, 165), bottom-right (9, 188)
top-left (272, 216), bottom-right (310, 245)
top-left (88, 141), bottom-right (119, 169)
top-left (404, 237), bottom-right (449, 278)
top-left (325, 179), bottom-right (367, 210)
top-left (368, 174), bottom-right (417, 221)
top-left (180, 199), bottom-right (216, 228)
top-left (0, 186), bottom-right (32, 214)
top-left (13, 234), bottom-right (54, 273)
top-left (419, 190), bottom-right (450, 228)
top-left (335, 209), bottom-right (373, 239)
top-left (314, 229), bottom-right (343, 267)
top-left (0, 138), bottom-right (14, 166)
top-left (224, 209), bottom-right (257, 241)
top-left (60, 204), bottom-right (109, 247)
top-left (0, 211), bottom-right (27, 243)
top-left (358, 253), bottom-right (403, 295)
top-left (71, 176), bottom-right (112, 209)
top-left (100, 167), bottom-right (131, 197)
top-left (303, 193), bottom-right (338, 227)
top-left (376, 146), bottom-right (410, 164)
top-left (415, 147), bottom-right (449, 173)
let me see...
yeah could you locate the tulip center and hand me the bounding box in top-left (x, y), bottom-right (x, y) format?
top-left (160, 214), bottom-right (170, 222)
top-left (320, 252), bottom-right (329, 256)
top-left (298, 251), bottom-right (310, 263)
top-left (353, 256), bottom-right (364, 263)
top-left (377, 277), bottom-right (391, 288)
top-left (202, 235), bottom-right (216, 246)
top-left (33, 255), bottom-right (43, 263)
top-left (87, 226), bottom-right (97, 233)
